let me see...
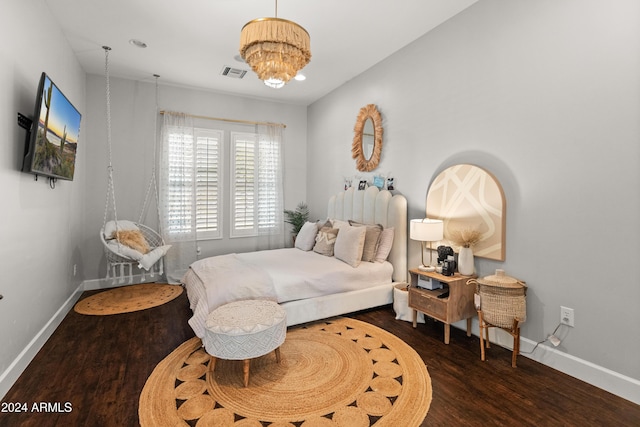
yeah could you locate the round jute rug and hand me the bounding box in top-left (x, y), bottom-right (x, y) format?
top-left (139, 317), bottom-right (431, 426)
top-left (74, 283), bottom-right (182, 315)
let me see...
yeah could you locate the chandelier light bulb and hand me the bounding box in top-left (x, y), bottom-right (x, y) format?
top-left (264, 78), bottom-right (285, 89)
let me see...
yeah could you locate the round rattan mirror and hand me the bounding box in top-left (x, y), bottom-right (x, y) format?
top-left (352, 104), bottom-right (383, 172)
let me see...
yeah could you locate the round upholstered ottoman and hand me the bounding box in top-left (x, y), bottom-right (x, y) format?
top-left (203, 299), bottom-right (286, 387)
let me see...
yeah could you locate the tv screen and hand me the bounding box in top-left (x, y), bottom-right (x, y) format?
top-left (22, 72), bottom-right (81, 181)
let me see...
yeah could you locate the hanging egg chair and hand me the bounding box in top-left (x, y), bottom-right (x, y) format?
top-left (99, 46), bottom-right (170, 284)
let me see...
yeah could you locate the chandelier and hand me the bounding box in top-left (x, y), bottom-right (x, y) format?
top-left (239, 1), bottom-right (311, 89)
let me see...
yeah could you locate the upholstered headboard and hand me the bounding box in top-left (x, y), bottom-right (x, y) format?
top-left (327, 187), bottom-right (407, 282)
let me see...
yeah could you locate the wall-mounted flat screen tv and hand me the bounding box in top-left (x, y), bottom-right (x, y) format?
top-left (22, 72), bottom-right (81, 181)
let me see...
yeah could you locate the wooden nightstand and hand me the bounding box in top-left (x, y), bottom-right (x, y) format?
top-left (408, 269), bottom-right (476, 344)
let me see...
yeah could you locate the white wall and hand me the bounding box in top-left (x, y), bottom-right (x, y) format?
top-left (308, 0), bottom-right (640, 393)
top-left (82, 75), bottom-right (308, 280)
top-left (0, 0), bottom-right (86, 396)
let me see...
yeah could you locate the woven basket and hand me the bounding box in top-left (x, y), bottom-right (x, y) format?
top-left (467, 269), bottom-right (527, 329)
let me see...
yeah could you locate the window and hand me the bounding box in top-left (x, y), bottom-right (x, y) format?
top-left (230, 132), bottom-right (282, 237)
top-left (163, 126), bottom-right (282, 241)
top-left (164, 128), bottom-right (223, 240)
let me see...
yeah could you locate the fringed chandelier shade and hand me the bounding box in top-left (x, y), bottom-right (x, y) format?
top-left (240, 16), bottom-right (311, 89)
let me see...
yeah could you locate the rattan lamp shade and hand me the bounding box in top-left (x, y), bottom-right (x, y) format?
top-left (240, 17), bottom-right (311, 88)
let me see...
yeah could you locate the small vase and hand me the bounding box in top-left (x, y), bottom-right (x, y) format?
top-left (458, 247), bottom-right (474, 275)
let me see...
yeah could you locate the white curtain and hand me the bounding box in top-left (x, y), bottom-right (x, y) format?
top-left (159, 111), bottom-right (197, 283)
top-left (256, 123), bottom-right (285, 251)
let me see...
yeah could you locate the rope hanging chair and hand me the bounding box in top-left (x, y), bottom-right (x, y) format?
top-left (99, 46), bottom-right (170, 284)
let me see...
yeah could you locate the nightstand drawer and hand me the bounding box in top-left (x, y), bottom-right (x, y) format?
top-left (409, 288), bottom-right (447, 321)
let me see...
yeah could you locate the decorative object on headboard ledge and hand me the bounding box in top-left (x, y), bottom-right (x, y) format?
top-left (427, 164), bottom-right (506, 261)
top-left (343, 176), bottom-right (353, 191)
top-left (352, 104), bottom-right (383, 172)
top-left (373, 175), bottom-right (385, 189)
top-left (386, 174), bottom-right (394, 190)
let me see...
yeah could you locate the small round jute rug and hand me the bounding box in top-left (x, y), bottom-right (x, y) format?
top-left (139, 317), bottom-right (431, 426)
top-left (74, 283), bottom-right (182, 315)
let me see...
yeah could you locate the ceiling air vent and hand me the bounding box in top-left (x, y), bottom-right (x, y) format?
top-left (221, 66), bottom-right (248, 79)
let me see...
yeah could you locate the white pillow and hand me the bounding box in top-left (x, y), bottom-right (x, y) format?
top-left (106, 241), bottom-right (171, 271)
top-left (334, 226), bottom-right (366, 268)
top-left (375, 227), bottom-right (395, 262)
top-left (349, 221), bottom-right (383, 262)
top-left (139, 245), bottom-right (172, 270)
top-left (295, 221), bottom-right (319, 251)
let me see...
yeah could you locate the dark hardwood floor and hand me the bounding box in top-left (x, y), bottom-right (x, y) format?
top-left (1, 287), bottom-right (638, 426)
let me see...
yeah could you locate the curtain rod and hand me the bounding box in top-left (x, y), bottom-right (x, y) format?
top-left (159, 110), bottom-right (286, 128)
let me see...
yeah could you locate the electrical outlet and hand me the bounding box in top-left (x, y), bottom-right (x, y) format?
top-left (73, 264), bottom-right (77, 276)
top-left (561, 306), bottom-right (574, 327)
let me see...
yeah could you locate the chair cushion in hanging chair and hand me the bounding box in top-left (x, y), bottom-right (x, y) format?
top-left (106, 240), bottom-right (172, 270)
top-left (102, 220), bottom-right (171, 270)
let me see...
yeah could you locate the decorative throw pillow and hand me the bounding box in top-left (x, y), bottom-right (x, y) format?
top-left (334, 225), bottom-right (366, 268)
top-left (349, 221), bottom-right (383, 262)
top-left (374, 227), bottom-right (395, 262)
top-left (114, 230), bottom-right (150, 254)
top-left (295, 221), bottom-right (319, 251)
top-left (317, 219), bottom-right (333, 230)
top-left (331, 219), bottom-right (350, 230)
top-left (313, 227), bottom-right (339, 256)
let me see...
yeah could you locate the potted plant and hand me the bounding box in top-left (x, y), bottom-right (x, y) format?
top-left (284, 202), bottom-right (309, 242)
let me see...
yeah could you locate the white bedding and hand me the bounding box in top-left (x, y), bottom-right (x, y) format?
top-left (182, 248), bottom-right (393, 338)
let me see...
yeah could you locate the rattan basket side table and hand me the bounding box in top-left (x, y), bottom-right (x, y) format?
top-left (467, 269), bottom-right (527, 367)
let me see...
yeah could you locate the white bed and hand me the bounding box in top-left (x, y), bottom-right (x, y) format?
top-left (182, 187), bottom-right (407, 337)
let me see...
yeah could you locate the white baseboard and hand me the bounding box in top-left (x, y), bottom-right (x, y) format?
top-left (0, 283), bottom-right (84, 400)
top-left (465, 320), bottom-right (640, 405)
top-left (83, 273), bottom-right (163, 291)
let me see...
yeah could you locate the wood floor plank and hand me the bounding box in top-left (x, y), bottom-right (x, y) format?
top-left (1, 289), bottom-right (638, 427)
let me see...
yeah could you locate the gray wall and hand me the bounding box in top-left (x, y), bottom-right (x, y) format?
top-left (82, 75), bottom-right (308, 280)
top-left (0, 0), bottom-right (86, 387)
top-left (307, 0), bottom-right (640, 380)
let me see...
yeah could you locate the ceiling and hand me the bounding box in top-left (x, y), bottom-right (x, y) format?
top-left (45, 0), bottom-right (478, 106)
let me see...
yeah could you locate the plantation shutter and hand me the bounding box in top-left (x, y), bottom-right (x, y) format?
top-left (164, 128), bottom-right (222, 240)
top-left (231, 132), bottom-right (256, 237)
top-left (195, 130), bottom-right (223, 239)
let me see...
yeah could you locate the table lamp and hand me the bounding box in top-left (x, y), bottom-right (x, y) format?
top-left (410, 218), bottom-right (444, 272)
